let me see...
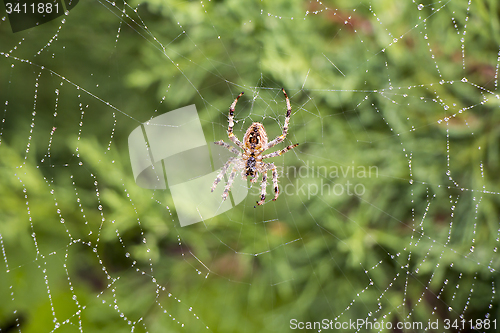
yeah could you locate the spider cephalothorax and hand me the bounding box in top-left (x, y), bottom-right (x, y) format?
top-left (211, 88), bottom-right (299, 206)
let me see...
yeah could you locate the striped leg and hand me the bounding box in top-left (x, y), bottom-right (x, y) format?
top-left (262, 143), bottom-right (299, 159)
top-left (270, 163), bottom-right (279, 201)
top-left (222, 166), bottom-right (238, 201)
top-left (211, 157), bottom-right (235, 193)
top-left (266, 88), bottom-right (292, 149)
top-left (228, 92), bottom-right (245, 149)
top-left (256, 173), bottom-right (268, 206)
top-left (214, 140), bottom-right (240, 155)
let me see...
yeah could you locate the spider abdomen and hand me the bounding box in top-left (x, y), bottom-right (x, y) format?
top-left (243, 122), bottom-right (268, 150)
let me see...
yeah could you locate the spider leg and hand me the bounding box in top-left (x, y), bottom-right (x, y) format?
top-left (262, 143), bottom-right (299, 159)
top-left (270, 163), bottom-right (280, 201)
top-left (256, 172), bottom-right (268, 206)
top-left (214, 140), bottom-right (240, 155)
top-left (228, 92), bottom-right (245, 150)
top-left (222, 166), bottom-right (238, 201)
top-left (265, 88), bottom-right (292, 150)
top-left (211, 157), bottom-right (235, 193)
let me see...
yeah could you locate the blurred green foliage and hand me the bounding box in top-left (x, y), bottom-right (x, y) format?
top-left (0, 0), bottom-right (499, 332)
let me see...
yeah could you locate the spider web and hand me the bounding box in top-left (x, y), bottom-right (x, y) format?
top-left (0, 0), bottom-right (499, 332)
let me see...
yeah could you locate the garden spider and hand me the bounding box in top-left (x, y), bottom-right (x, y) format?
top-left (211, 88), bottom-right (299, 206)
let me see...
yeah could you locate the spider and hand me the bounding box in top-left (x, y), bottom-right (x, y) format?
top-left (211, 88), bottom-right (299, 206)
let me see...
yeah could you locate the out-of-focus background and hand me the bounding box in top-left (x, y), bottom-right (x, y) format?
top-left (0, 0), bottom-right (499, 332)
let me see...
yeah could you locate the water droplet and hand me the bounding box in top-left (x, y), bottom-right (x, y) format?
top-left (418, 4), bottom-right (424, 10)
